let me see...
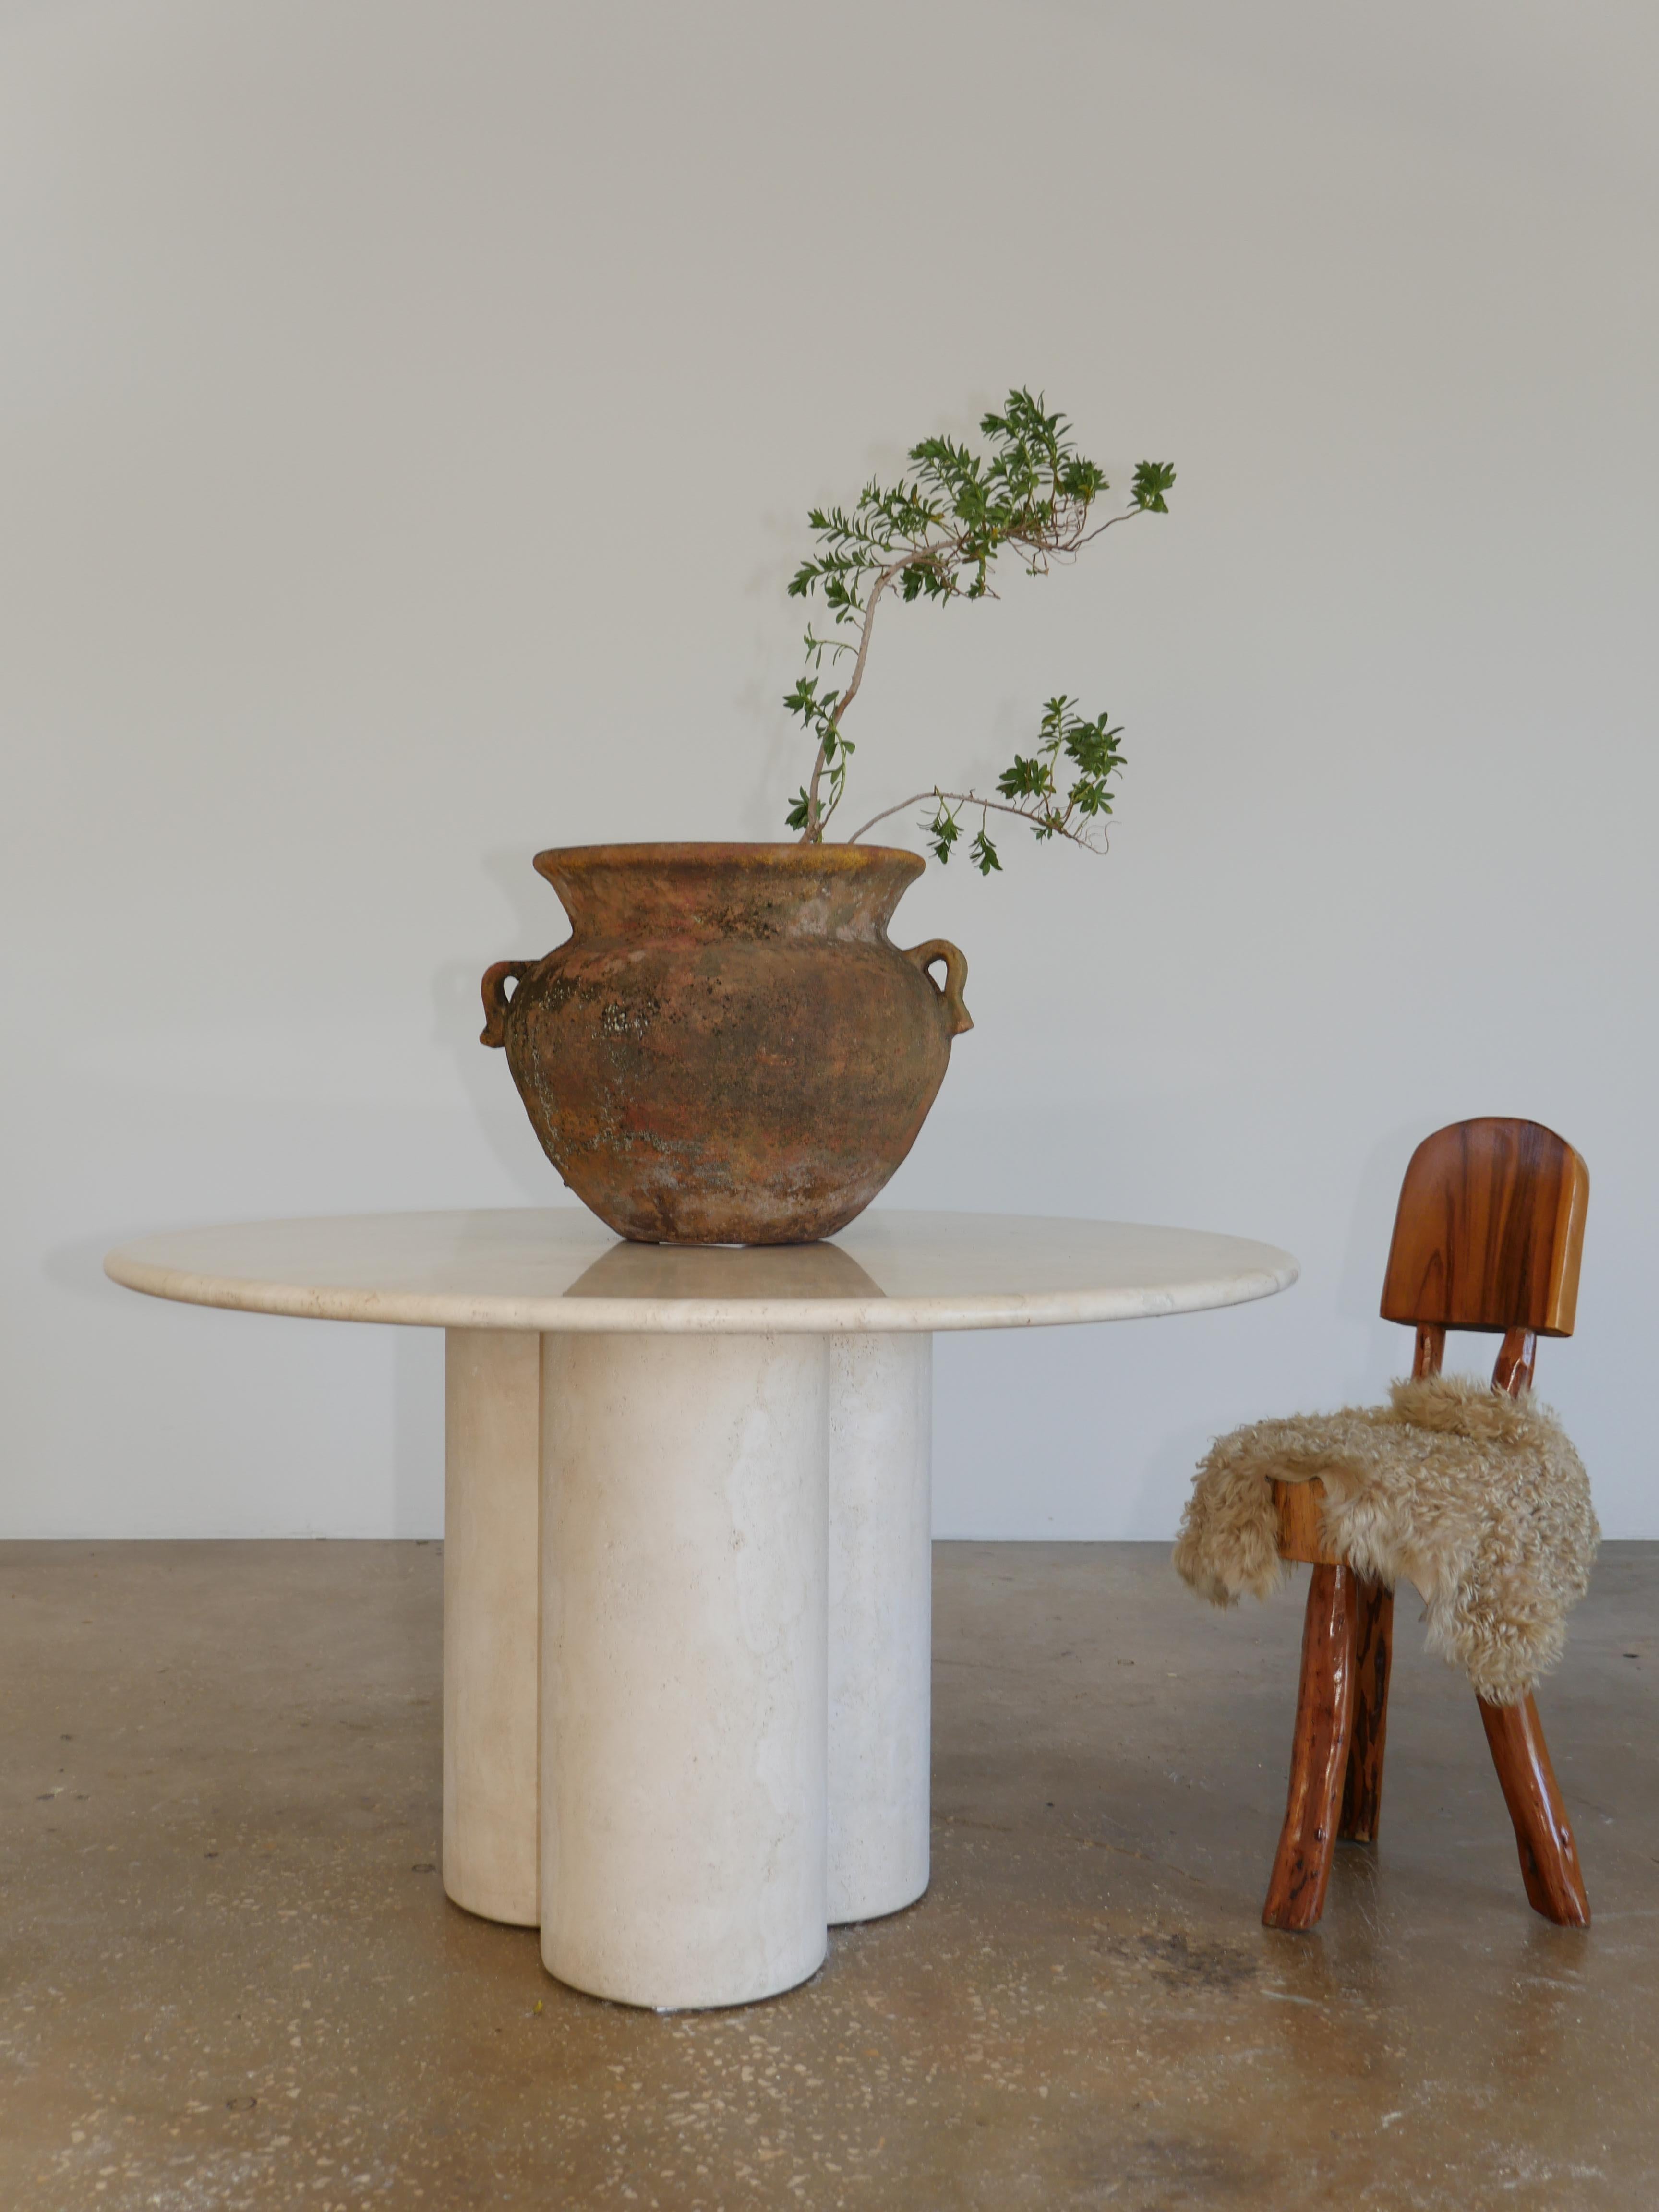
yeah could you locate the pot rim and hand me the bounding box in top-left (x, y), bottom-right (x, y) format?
top-left (531, 839), bottom-right (926, 880)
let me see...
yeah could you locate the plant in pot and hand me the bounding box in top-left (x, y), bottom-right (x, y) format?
top-left (481, 389), bottom-right (1174, 1245)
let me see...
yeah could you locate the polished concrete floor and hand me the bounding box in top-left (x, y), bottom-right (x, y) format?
top-left (3, 1539), bottom-right (1656, 2212)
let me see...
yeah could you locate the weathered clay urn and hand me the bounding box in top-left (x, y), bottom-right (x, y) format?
top-left (480, 842), bottom-right (971, 1244)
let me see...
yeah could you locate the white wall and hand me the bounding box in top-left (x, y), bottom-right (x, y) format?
top-left (3, 0), bottom-right (1655, 1539)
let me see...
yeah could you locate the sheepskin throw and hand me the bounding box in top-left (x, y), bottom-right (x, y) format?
top-left (1173, 1374), bottom-right (1598, 1706)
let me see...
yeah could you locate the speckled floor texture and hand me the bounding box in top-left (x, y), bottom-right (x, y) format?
top-left (3, 1539), bottom-right (1657, 2212)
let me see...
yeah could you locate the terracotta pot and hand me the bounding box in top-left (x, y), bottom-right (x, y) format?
top-left (480, 842), bottom-right (971, 1245)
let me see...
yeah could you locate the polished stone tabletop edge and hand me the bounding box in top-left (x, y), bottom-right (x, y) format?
top-left (104, 1208), bottom-right (1300, 1336)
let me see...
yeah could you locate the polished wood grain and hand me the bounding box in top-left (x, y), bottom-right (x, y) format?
top-left (1338, 1580), bottom-right (1394, 1844)
top-left (1471, 1307), bottom-right (1584, 1919)
top-left (1263, 1563), bottom-right (1359, 1931)
top-left (1478, 1694), bottom-right (1591, 1926)
top-left (1273, 1488), bottom-right (1393, 1859)
top-left (1272, 1476), bottom-right (1341, 1566)
top-left (1380, 1118), bottom-right (1588, 1336)
top-left (1491, 1323), bottom-right (1538, 1395)
top-left (1262, 1118), bottom-right (1591, 1933)
top-left (1415, 1311), bottom-right (1538, 1396)
top-left (1413, 1321), bottom-right (1447, 1380)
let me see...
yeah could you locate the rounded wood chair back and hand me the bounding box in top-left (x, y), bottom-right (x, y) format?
top-left (1277, 1117), bottom-right (1590, 1567)
top-left (1380, 1117), bottom-right (1589, 1340)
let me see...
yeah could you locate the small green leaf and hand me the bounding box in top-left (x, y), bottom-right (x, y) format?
top-left (784, 393), bottom-right (1168, 852)
top-left (927, 802), bottom-right (962, 866)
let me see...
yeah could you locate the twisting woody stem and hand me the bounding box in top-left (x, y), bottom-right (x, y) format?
top-left (846, 789), bottom-right (1107, 854)
top-left (782, 391), bottom-right (1174, 865)
top-left (803, 558), bottom-right (908, 838)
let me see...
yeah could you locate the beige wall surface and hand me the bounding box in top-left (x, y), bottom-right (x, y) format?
top-left (4, 0), bottom-right (1655, 1537)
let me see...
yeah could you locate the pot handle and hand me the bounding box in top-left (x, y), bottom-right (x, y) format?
top-left (480, 960), bottom-right (531, 1049)
top-left (903, 938), bottom-right (974, 1038)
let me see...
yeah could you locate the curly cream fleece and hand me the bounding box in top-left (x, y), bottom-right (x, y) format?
top-left (1172, 1374), bottom-right (1598, 1706)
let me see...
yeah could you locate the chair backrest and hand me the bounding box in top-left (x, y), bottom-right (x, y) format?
top-left (1380, 1118), bottom-right (1589, 1395)
top-left (1275, 1116), bottom-right (1589, 1563)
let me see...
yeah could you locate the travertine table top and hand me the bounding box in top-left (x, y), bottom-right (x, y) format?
top-left (105, 1209), bottom-right (1298, 1335)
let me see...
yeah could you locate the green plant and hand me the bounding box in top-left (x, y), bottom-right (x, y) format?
top-left (783, 388), bottom-right (1173, 871)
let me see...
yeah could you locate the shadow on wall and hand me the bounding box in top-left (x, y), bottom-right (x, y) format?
top-left (42, 1226), bottom-right (170, 1309)
top-left (417, 837), bottom-right (571, 1541)
top-left (392, 1327), bottom-right (445, 1539)
top-left (43, 1222), bottom-right (446, 1539)
top-left (1119, 1131), bottom-right (1427, 1541)
top-left (1332, 1118), bottom-right (1429, 1391)
top-left (1335, 1122), bottom-right (1422, 1323)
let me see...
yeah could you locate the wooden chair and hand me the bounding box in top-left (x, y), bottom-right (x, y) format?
top-left (1263, 1117), bottom-right (1592, 1932)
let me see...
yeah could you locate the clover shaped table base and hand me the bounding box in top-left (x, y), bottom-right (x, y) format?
top-left (106, 1210), bottom-right (1297, 2011)
top-left (445, 1326), bottom-right (931, 2008)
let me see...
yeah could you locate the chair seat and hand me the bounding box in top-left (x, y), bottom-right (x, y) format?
top-left (1273, 1475), bottom-right (1342, 1565)
top-left (1175, 1373), bottom-right (1597, 1709)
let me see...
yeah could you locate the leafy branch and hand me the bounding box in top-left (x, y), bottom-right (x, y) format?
top-left (845, 697), bottom-right (1127, 874)
top-left (782, 387), bottom-right (1173, 853)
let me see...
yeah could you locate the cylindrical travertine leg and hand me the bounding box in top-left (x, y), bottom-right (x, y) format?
top-left (540, 1331), bottom-right (830, 2010)
top-left (827, 1332), bottom-right (933, 1924)
top-left (442, 1328), bottom-right (541, 1927)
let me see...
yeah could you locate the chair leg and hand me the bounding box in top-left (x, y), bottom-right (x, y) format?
top-left (1339, 1580), bottom-right (1394, 1843)
top-left (1263, 1563), bottom-right (1359, 1931)
top-left (1478, 1692), bottom-right (1591, 1926)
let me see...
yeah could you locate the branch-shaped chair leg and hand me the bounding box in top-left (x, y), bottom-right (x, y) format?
top-left (1478, 1692), bottom-right (1590, 1926)
top-left (1263, 1563), bottom-right (1359, 1931)
top-left (1339, 1580), bottom-right (1393, 1843)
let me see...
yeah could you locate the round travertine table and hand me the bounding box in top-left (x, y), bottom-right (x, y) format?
top-left (105, 1208), bottom-right (1297, 2011)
